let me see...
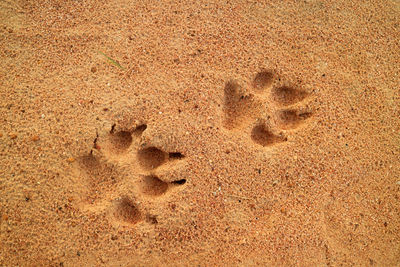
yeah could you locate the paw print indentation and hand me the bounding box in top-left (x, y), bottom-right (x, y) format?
top-left (137, 147), bottom-right (167, 170)
top-left (223, 70), bottom-right (313, 147)
top-left (75, 123), bottom-right (187, 227)
top-left (113, 196), bottom-right (142, 225)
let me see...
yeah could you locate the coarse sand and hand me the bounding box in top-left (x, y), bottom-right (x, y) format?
top-left (1, 0), bottom-right (399, 266)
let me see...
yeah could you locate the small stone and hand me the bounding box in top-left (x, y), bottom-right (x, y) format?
top-left (0, 133), bottom-right (3, 137)
top-left (67, 157), bottom-right (75, 163)
top-left (9, 133), bottom-right (17, 139)
top-left (31, 135), bottom-right (40, 142)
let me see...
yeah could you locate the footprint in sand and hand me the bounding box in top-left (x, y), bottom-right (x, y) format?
top-left (74, 123), bottom-right (186, 227)
top-left (73, 69), bottom-right (311, 227)
top-left (223, 70), bottom-right (313, 147)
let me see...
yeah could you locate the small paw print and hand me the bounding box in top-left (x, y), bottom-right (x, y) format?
top-left (74, 123), bottom-right (187, 227)
top-left (222, 70), bottom-right (313, 147)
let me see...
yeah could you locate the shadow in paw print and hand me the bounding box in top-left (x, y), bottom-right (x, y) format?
top-left (271, 86), bottom-right (309, 106)
top-left (137, 147), bottom-right (167, 170)
top-left (78, 154), bottom-right (119, 199)
top-left (139, 175), bottom-right (169, 196)
top-left (137, 147), bottom-right (186, 170)
top-left (108, 131), bottom-right (132, 153)
top-left (138, 175), bottom-right (187, 197)
top-left (113, 197), bottom-right (142, 225)
top-left (223, 81), bottom-right (255, 129)
top-left (276, 109), bottom-right (313, 130)
top-left (168, 152), bottom-right (184, 160)
top-left (106, 124), bottom-right (147, 155)
top-left (251, 122), bottom-right (286, 147)
top-left (132, 124), bottom-right (147, 137)
top-left (253, 71), bottom-right (274, 92)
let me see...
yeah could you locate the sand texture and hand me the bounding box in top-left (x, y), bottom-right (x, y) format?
top-left (1, 0), bottom-right (400, 266)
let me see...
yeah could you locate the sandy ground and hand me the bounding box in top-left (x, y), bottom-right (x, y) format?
top-left (1, 0), bottom-right (399, 266)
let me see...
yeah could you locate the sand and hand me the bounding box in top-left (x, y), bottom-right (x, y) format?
top-left (1, 0), bottom-right (399, 266)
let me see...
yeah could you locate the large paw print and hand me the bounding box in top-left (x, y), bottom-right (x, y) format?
top-left (223, 70), bottom-right (312, 146)
top-left (75, 124), bottom-right (186, 227)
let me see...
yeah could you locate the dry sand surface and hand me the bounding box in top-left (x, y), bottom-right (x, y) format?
top-left (1, 0), bottom-right (400, 266)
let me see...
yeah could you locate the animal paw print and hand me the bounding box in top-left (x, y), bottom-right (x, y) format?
top-left (75, 123), bottom-right (186, 227)
top-left (223, 70), bottom-right (312, 146)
